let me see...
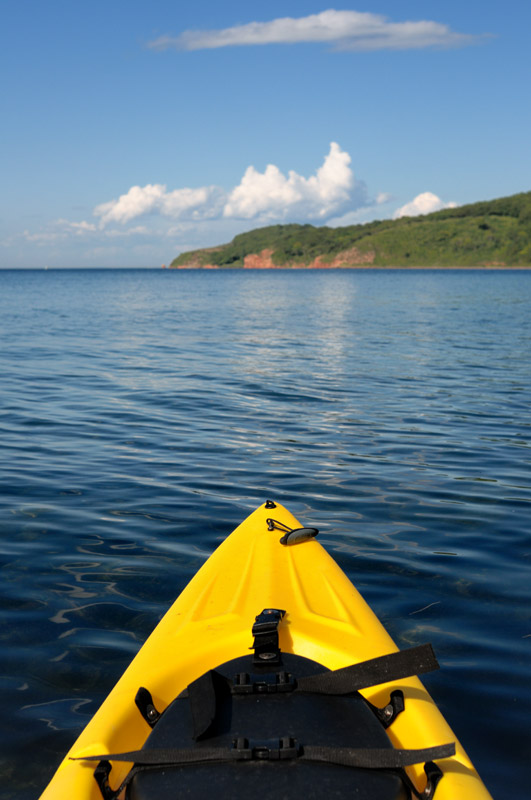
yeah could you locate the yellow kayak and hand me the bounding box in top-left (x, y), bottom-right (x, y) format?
top-left (40, 501), bottom-right (492, 799)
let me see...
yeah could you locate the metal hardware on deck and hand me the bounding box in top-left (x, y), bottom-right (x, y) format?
top-left (233, 671), bottom-right (295, 694)
top-left (93, 761), bottom-right (114, 800)
top-left (279, 527), bottom-right (319, 546)
top-left (375, 690), bottom-right (405, 729)
top-left (135, 687), bottom-right (161, 728)
top-left (266, 518), bottom-right (319, 545)
top-left (420, 762), bottom-right (444, 799)
top-left (251, 609), bottom-right (286, 665)
top-left (231, 736), bottom-right (300, 761)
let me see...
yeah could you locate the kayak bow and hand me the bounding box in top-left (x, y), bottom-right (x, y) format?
top-left (40, 501), bottom-right (492, 799)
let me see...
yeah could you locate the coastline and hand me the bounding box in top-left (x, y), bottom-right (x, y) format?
top-left (172, 263), bottom-right (531, 270)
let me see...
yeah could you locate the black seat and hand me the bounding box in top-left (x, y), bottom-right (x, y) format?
top-left (128, 652), bottom-right (408, 800)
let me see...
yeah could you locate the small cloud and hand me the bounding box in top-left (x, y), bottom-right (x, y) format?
top-left (22, 219), bottom-right (97, 244)
top-left (23, 229), bottom-right (66, 244)
top-left (393, 192), bottom-right (458, 219)
top-left (56, 219), bottom-right (97, 235)
top-left (148, 10), bottom-right (487, 52)
top-left (103, 225), bottom-right (151, 238)
top-left (94, 184), bottom-right (224, 227)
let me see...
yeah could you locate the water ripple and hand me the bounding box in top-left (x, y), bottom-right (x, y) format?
top-left (0, 269), bottom-right (530, 798)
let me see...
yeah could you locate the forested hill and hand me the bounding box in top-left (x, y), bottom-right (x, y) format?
top-left (170, 192), bottom-right (531, 268)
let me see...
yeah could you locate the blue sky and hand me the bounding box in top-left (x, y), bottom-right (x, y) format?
top-left (2, 0), bottom-right (530, 267)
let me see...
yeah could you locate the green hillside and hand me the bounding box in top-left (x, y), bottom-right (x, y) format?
top-left (170, 191), bottom-right (531, 268)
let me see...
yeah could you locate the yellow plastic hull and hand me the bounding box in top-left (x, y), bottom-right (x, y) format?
top-left (40, 502), bottom-right (492, 799)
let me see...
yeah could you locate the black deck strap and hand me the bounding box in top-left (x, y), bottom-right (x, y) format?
top-left (72, 741), bottom-right (454, 768)
top-left (295, 643), bottom-right (439, 695)
top-left (73, 746), bottom-right (238, 765)
top-left (76, 740), bottom-right (455, 800)
top-left (300, 742), bottom-right (455, 770)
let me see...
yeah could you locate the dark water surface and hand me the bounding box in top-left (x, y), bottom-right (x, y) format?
top-left (1, 268), bottom-right (529, 798)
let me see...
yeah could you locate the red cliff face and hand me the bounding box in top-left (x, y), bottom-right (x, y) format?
top-left (242, 250), bottom-right (277, 268)
top-left (242, 247), bottom-right (376, 268)
top-left (175, 247), bottom-right (376, 269)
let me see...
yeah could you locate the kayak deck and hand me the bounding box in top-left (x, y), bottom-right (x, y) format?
top-left (40, 501), bottom-right (492, 799)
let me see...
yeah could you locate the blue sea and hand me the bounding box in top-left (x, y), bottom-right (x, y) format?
top-left (1, 267), bottom-right (530, 798)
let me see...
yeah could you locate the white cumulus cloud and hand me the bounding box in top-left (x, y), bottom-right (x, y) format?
top-left (148, 9), bottom-right (484, 52)
top-left (94, 184), bottom-right (224, 227)
top-left (393, 192), bottom-right (458, 219)
top-left (224, 142), bottom-right (354, 220)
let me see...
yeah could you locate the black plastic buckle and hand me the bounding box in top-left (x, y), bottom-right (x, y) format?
top-left (251, 608), bottom-right (286, 665)
top-left (232, 671), bottom-right (295, 694)
top-left (252, 608), bottom-right (286, 633)
top-left (232, 737), bottom-right (299, 761)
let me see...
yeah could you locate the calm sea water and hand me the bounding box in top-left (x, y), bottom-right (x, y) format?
top-left (1, 268), bottom-right (530, 798)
